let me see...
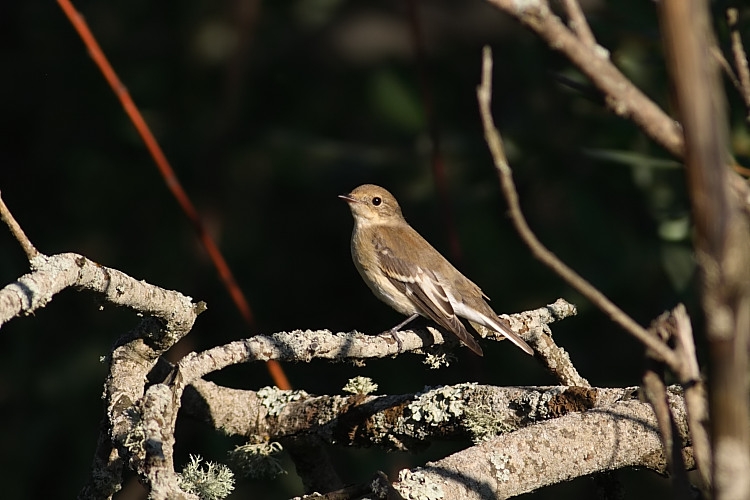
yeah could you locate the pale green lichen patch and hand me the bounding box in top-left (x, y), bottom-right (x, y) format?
top-left (464, 400), bottom-right (518, 443)
top-left (422, 352), bottom-right (454, 369)
top-left (178, 454), bottom-right (234, 500)
top-left (257, 386), bottom-right (309, 416)
top-left (228, 441), bottom-right (286, 479)
top-left (408, 384), bottom-right (476, 425)
top-left (402, 383), bottom-right (480, 441)
top-left (490, 452), bottom-right (513, 483)
top-left (343, 376), bottom-right (378, 395)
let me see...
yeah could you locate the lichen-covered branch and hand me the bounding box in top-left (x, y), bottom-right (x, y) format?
top-left (504, 299), bottom-right (588, 386)
top-left (0, 252), bottom-right (202, 345)
top-left (391, 392), bottom-right (691, 499)
top-left (176, 300), bottom-right (576, 384)
top-left (184, 380), bottom-right (659, 452)
top-left (0, 251), bottom-right (206, 499)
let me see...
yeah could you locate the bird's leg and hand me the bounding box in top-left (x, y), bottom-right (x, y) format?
top-left (382, 313), bottom-right (419, 352)
top-left (389, 313), bottom-right (419, 332)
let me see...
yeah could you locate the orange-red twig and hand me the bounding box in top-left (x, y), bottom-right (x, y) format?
top-left (56, 0), bottom-right (290, 390)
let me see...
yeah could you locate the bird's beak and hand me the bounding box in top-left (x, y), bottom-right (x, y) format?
top-left (338, 193), bottom-right (358, 204)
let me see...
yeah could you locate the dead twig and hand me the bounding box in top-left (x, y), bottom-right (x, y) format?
top-left (485, 0), bottom-right (684, 158)
top-left (476, 46), bottom-right (679, 368)
top-left (561, 0), bottom-right (596, 47)
top-left (727, 8), bottom-right (750, 116)
top-left (0, 192), bottom-right (39, 262)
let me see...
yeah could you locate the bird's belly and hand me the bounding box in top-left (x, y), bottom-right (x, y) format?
top-left (355, 262), bottom-right (418, 317)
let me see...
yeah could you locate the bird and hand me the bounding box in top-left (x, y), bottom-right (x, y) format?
top-left (339, 183), bottom-right (533, 357)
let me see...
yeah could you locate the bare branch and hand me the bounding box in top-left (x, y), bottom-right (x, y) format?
top-left (561, 0), bottom-right (596, 47)
top-left (642, 371), bottom-right (677, 466)
top-left (477, 46), bottom-right (680, 368)
top-left (642, 309), bottom-right (693, 495)
top-left (671, 304), bottom-right (712, 489)
top-left (485, 0), bottom-right (684, 158)
top-left (0, 192), bottom-right (39, 262)
top-left (660, 0), bottom-right (750, 497)
top-left (713, 46), bottom-right (745, 101)
top-left (727, 7), bottom-right (750, 115)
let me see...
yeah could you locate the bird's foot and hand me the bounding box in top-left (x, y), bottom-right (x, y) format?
top-left (380, 327), bottom-right (405, 353)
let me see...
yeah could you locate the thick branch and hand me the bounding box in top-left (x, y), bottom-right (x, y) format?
top-left (0, 251), bottom-right (205, 499)
top-left (186, 380), bottom-right (648, 451)
top-left (660, 1), bottom-right (750, 497)
top-left (391, 394), bottom-right (690, 499)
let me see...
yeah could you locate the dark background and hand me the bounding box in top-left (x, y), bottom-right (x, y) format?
top-left (1, 0), bottom-right (747, 498)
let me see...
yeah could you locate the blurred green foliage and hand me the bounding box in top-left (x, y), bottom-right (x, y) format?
top-left (1, 0), bottom-right (747, 498)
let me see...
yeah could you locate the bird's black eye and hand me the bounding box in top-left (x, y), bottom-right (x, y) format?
top-left (372, 197), bottom-right (382, 206)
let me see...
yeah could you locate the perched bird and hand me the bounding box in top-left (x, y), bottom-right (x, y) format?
top-left (339, 184), bottom-right (533, 357)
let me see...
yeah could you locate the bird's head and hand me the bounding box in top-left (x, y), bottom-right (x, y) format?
top-left (339, 184), bottom-right (405, 224)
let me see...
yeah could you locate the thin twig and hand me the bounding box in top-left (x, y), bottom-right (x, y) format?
top-left (0, 192), bottom-right (39, 262)
top-left (485, 0), bottom-right (684, 158)
top-left (641, 372), bottom-right (676, 465)
top-left (484, 299), bottom-right (589, 386)
top-left (561, 0), bottom-right (596, 47)
top-left (727, 8), bottom-right (750, 115)
top-left (712, 46), bottom-right (744, 96)
top-left (671, 304), bottom-right (712, 490)
top-left (476, 46), bottom-right (679, 368)
top-left (642, 310), bottom-right (693, 496)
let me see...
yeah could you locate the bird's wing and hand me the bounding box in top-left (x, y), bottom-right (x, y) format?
top-left (374, 237), bottom-right (483, 356)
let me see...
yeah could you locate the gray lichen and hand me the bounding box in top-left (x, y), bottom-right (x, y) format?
top-left (520, 387), bottom-right (566, 420)
top-left (489, 452), bottom-right (513, 483)
top-left (228, 441), bottom-right (286, 479)
top-left (257, 386), bottom-right (309, 416)
top-left (178, 454), bottom-right (234, 500)
top-left (394, 468), bottom-right (445, 500)
top-left (342, 376), bottom-right (378, 395)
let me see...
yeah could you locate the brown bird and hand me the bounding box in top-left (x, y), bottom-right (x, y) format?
top-left (339, 184), bottom-right (533, 357)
